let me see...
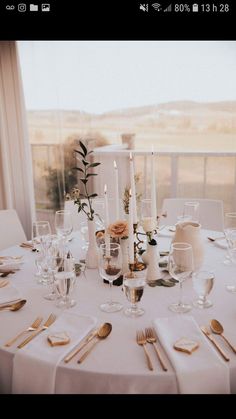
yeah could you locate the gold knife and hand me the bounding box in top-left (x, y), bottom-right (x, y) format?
top-left (64, 329), bottom-right (98, 363)
top-left (201, 326), bottom-right (230, 362)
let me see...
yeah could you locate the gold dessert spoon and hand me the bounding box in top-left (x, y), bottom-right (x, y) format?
top-left (210, 319), bottom-right (236, 353)
top-left (77, 323), bottom-right (112, 364)
top-left (0, 299), bottom-right (26, 312)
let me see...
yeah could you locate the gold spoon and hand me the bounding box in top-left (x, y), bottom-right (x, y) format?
top-left (210, 319), bottom-right (236, 353)
top-left (77, 322), bottom-right (112, 364)
top-left (0, 299), bottom-right (26, 312)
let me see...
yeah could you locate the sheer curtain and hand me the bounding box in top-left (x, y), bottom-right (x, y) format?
top-left (0, 41), bottom-right (35, 238)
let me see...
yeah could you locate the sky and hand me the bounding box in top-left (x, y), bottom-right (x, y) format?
top-left (18, 41), bottom-right (236, 114)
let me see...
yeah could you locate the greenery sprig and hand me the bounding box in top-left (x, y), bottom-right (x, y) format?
top-left (72, 141), bottom-right (101, 221)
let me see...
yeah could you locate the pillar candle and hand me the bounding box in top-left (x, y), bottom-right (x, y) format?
top-left (151, 148), bottom-right (157, 222)
top-left (129, 152), bottom-right (138, 224)
top-left (128, 189), bottom-right (134, 264)
top-left (114, 160), bottom-right (119, 220)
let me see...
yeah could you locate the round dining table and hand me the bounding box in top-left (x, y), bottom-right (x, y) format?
top-left (0, 228), bottom-right (236, 394)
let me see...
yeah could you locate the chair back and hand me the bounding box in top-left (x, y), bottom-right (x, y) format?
top-left (0, 209), bottom-right (27, 250)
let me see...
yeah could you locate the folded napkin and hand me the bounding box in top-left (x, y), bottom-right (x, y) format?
top-left (0, 285), bottom-right (21, 305)
top-left (153, 316), bottom-right (230, 394)
top-left (12, 312), bottom-right (97, 394)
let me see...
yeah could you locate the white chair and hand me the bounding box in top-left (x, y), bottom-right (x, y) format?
top-left (0, 209), bottom-right (27, 250)
top-left (160, 198), bottom-right (224, 231)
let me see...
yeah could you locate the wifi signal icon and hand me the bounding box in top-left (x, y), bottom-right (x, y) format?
top-left (152, 3), bottom-right (162, 11)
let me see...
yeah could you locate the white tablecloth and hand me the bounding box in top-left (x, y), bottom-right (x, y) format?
top-left (0, 230), bottom-right (236, 394)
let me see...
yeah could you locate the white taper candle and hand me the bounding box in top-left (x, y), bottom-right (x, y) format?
top-left (129, 152), bottom-right (138, 224)
top-left (128, 189), bottom-right (134, 264)
top-left (114, 160), bottom-right (119, 220)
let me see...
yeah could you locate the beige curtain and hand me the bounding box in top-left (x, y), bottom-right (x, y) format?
top-left (0, 41), bottom-right (35, 238)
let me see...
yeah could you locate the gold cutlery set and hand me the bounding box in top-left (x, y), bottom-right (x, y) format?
top-left (136, 327), bottom-right (168, 372)
top-left (64, 322), bottom-right (112, 364)
top-left (4, 313), bottom-right (56, 348)
top-left (201, 319), bottom-right (236, 361)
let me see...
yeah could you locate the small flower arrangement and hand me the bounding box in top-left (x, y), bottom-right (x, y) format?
top-left (107, 220), bottom-right (129, 239)
top-left (66, 140), bottom-right (101, 221)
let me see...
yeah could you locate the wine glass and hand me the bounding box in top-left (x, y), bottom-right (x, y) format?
top-left (32, 221), bottom-right (51, 251)
top-left (178, 201), bottom-right (200, 224)
top-left (98, 243), bottom-right (123, 312)
top-left (224, 227), bottom-right (236, 292)
top-left (54, 255), bottom-right (77, 308)
top-left (168, 242), bottom-right (193, 313)
top-left (32, 221), bottom-right (51, 277)
top-left (192, 269), bottom-right (215, 308)
top-left (223, 212), bottom-right (236, 266)
top-left (43, 237), bottom-right (64, 300)
top-left (55, 210), bottom-right (73, 250)
top-left (123, 272), bottom-right (146, 317)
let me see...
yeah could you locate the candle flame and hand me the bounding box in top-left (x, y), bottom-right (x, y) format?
top-left (104, 184), bottom-right (107, 194)
top-left (129, 152), bottom-right (132, 161)
top-left (114, 160), bottom-right (117, 169)
top-left (129, 188), bottom-right (132, 197)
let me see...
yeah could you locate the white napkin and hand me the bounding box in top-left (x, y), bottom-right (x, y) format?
top-left (0, 285), bottom-right (21, 305)
top-left (153, 316), bottom-right (230, 394)
top-left (12, 312), bottom-right (97, 394)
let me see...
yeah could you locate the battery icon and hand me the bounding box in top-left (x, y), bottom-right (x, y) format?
top-left (192, 3), bottom-right (198, 12)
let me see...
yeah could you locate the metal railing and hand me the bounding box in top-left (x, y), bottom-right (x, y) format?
top-left (31, 143), bottom-right (236, 214)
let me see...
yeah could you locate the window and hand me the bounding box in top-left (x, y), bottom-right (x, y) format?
top-left (18, 41), bottom-right (236, 222)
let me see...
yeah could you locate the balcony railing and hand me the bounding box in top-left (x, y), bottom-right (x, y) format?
top-left (31, 143), bottom-right (236, 215)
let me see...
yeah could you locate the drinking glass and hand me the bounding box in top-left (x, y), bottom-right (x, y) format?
top-left (224, 228), bottom-right (236, 292)
top-left (98, 243), bottom-right (123, 312)
top-left (32, 221), bottom-right (51, 278)
top-left (55, 210), bottom-right (73, 250)
top-left (123, 272), bottom-right (146, 317)
top-left (192, 269), bottom-right (215, 308)
top-left (32, 221), bottom-right (51, 251)
top-left (223, 213), bottom-right (236, 266)
top-left (183, 201), bottom-right (200, 223)
top-left (54, 255), bottom-right (77, 308)
top-left (43, 237), bottom-right (64, 300)
top-left (168, 242), bottom-right (193, 313)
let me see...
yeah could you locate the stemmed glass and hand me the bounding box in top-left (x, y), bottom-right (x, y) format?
top-left (192, 269), bottom-right (215, 308)
top-left (98, 243), bottom-right (123, 312)
top-left (223, 212), bottom-right (236, 266)
top-left (43, 237), bottom-right (64, 300)
top-left (55, 210), bottom-right (73, 251)
top-left (54, 255), bottom-right (77, 308)
top-left (178, 201), bottom-right (200, 223)
top-left (224, 223), bottom-right (236, 292)
top-left (168, 242), bottom-right (193, 313)
top-left (32, 221), bottom-right (51, 278)
top-left (123, 272), bottom-right (146, 317)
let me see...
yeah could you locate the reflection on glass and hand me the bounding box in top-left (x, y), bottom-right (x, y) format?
top-left (168, 242), bottom-right (193, 313)
top-left (98, 243), bottom-right (123, 313)
top-left (123, 272), bottom-right (145, 317)
top-left (192, 270), bottom-right (214, 308)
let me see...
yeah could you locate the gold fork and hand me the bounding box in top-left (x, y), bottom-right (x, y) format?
top-left (17, 313), bottom-right (56, 349)
top-left (145, 327), bottom-right (168, 371)
top-left (136, 330), bottom-right (154, 371)
top-left (4, 316), bottom-right (43, 347)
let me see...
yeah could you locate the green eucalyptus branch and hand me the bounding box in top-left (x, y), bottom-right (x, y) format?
top-left (72, 140), bottom-right (101, 221)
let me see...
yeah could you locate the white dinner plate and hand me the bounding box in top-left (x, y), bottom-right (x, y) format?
top-left (158, 227), bottom-right (174, 238)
